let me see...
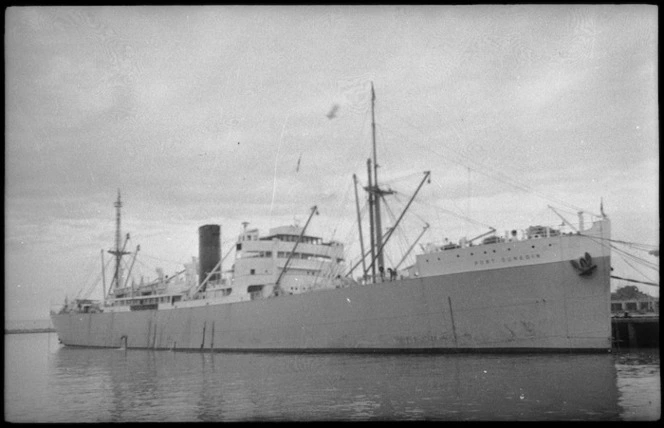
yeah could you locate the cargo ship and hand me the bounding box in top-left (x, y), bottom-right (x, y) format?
top-left (51, 85), bottom-right (612, 352)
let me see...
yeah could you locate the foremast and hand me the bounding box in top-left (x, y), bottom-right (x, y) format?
top-left (107, 190), bottom-right (130, 296)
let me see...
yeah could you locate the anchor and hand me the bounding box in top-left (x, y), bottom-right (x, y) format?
top-left (570, 252), bottom-right (597, 276)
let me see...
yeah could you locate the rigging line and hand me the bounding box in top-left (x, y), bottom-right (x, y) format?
top-left (133, 258), bottom-right (157, 276)
top-left (384, 196), bottom-right (414, 250)
top-left (380, 119), bottom-right (534, 195)
top-left (375, 197), bottom-right (401, 269)
top-left (329, 178), bottom-right (355, 243)
top-left (583, 235), bottom-right (659, 272)
top-left (602, 237), bottom-right (659, 250)
top-left (411, 198), bottom-right (494, 230)
top-left (80, 267), bottom-right (105, 300)
top-left (140, 253), bottom-right (187, 265)
top-left (614, 247), bottom-right (660, 270)
top-left (270, 111), bottom-right (293, 217)
top-left (378, 121), bottom-right (530, 190)
top-left (341, 200), bottom-right (368, 255)
top-left (385, 199), bottom-right (419, 265)
top-left (382, 182), bottom-right (433, 228)
top-left (553, 205), bottom-right (591, 218)
top-left (582, 232), bottom-right (660, 276)
top-left (609, 244), bottom-right (660, 271)
top-left (617, 254), bottom-right (660, 274)
top-left (610, 275), bottom-right (659, 287)
top-left (379, 171), bottom-right (426, 186)
top-left (617, 256), bottom-right (659, 274)
top-left (99, 255), bottom-right (114, 283)
top-left (584, 237), bottom-right (651, 280)
top-left (394, 221), bottom-right (415, 264)
top-left (595, 237), bottom-right (661, 282)
top-left (618, 255), bottom-right (659, 285)
top-left (375, 123), bottom-right (391, 169)
top-left (380, 197), bottom-right (401, 258)
top-left (83, 277), bottom-right (104, 300)
top-left (380, 190), bottom-right (420, 256)
top-left (378, 119), bottom-right (593, 215)
top-left (406, 203), bottom-right (433, 227)
top-left (384, 251), bottom-right (397, 270)
top-left (75, 254), bottom-right (103, 299)
top-left (620, 244), bottom-right (661, 255)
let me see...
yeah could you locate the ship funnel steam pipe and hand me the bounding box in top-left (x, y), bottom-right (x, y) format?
top-left (198, 225), bottom-right (221, 288)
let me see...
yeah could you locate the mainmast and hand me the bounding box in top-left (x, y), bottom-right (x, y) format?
top-left (358, 83), bottom-right (429, 283)
top-left (367, 82), bottom-right (393, 281)
top-left (367, 159), bottom-right (376, 281)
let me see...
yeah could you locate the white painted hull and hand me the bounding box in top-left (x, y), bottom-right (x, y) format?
top-left (51, 255), bottom-right (612, 352)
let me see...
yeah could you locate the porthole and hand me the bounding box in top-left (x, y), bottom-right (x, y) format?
top-left (508, 248), bottom-right (511, 251)
top-left (532, 245), bottom-right (535, 249)
top-left (456, 255), bottom-right (460, 258)
top-left (483, 251), bottom-right (487, 254)
top-left (470, 253), bottom-right (474, 256)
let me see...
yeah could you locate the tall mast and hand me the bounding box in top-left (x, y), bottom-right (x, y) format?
top-left (366, 159), bottom-right (376, 282)
top-left (108, 190), bottom-right (130, 290)
top-left (370, 82), bottom-right (392, 276)
top-left (371, 83), bottom-right (378, 193)
top-left (114, 190), bottom-right (122, 288)
top-left (100, 249), bottom-right (106, 301)
top-left (353, 174), bottom-right (367, 278)
top-left (359, 84), bottom-right (428, 281)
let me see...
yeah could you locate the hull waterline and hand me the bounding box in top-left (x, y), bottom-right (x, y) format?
top-left (52, 256), bottom-right (611, 353)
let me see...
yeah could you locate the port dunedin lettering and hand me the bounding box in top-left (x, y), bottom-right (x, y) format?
top-left (394, 334), bottom-right (453, 346)
top-left (475, 253), bottom-right (541, 266)
top-left (130, 303), bottom-right (159, 311)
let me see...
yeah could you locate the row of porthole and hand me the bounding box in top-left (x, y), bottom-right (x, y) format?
top-left (428, 243), bottom-right (554, 262)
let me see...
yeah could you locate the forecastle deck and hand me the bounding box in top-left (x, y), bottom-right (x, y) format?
top-left (412, 219), bottom-right (610, 278)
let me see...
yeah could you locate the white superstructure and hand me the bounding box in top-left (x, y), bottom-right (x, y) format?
top-left (410, 219), bottom-right (609, 278)
top-left (79, 218), bottom-right (353, 314)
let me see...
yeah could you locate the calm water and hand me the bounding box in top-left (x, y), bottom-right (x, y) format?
top-left (4, 333), bottom-right (660, 421)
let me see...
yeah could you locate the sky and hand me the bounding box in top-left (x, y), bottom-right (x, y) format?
top-left (5, 5), bottom-right (659, 321)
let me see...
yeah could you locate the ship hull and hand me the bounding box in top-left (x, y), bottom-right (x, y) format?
top-left (51, 255), bottom-right (612, 352)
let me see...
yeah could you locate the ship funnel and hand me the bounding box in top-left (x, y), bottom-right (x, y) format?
top-left (198, 224), bottom-right (221, 285)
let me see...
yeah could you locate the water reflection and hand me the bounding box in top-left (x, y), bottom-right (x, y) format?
top-left (9, 334), bottom-right (657, 421)
top-left (45, 347), bottom-right (623, 421)
top-left (615, 349), bottom-right (660, 421)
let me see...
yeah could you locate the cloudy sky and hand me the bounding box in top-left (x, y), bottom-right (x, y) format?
top-left (5, 5), bottom-right (658, 321)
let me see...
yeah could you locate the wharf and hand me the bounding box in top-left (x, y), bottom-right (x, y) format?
top-left (611, 314), bottom-right (659, 348)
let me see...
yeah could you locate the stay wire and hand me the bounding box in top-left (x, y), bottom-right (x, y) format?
top-left (607, 242), bottom-right (660, 272)
top-left (617, 254), bottom-right (659, 285)
top-left (378, 117), bottom-right (595, 216)
top-left (581, 233), bottom-right (659, 285)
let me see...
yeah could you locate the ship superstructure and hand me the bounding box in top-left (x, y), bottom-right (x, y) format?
top-left (68, 201), bottom-right (352, 316)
